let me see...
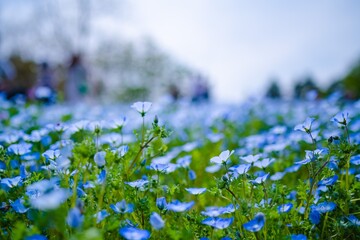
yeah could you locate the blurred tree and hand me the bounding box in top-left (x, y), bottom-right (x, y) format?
top-left (5, 55), bottom-right (37, 99)
top-left (265, 79), bottom-right (282, 99)
top-left (293, 76), bottom-right (320, 100)
top-left (343, 59), bottom-right (360, 99)
top-left (95, 39), bottom-right (195, 102)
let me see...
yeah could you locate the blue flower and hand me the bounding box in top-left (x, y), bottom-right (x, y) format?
top-left (167, 200), bottom-right (194, 212)
top-left (210, 150), bottom-right (234, 165)
top-left (287, 191), bottom-right (297, 200)
top-left (112, 145), bottom-right (129, 157)
top-left (201, 204), bottom-right (237, 217)
top-left (294, 117), bottom-right (315, 133)
top-left (110, 200), bottom-right (134, 214)
top-left (42, 149), bottom-right (61, 160)
top-left (97, 169), bottom-right (106, 184)
top-left (1, 176), bottom-right (22, 189)
top-left (228, 164), bottom-right (251, 178)
top-left (125, 179), bottom-right (149, 191)
top-left (285, 164), bottom-right (301, 173)
top-left (347, 215), bottom-right (360, 226)
top-left (30, 188), bottom-right (71, 210)
top-left (290, 234), bottom-right (307, 240)
top-left (278, 203), bottom-right (293, 214)
top-left (94, 151), bottom-right (106, 167)
top-left (350, 155), bottom-right (360, 165)
top-left (202, 217), bottom-right (234, 229)
top-left (205, 165), bottom-right (222, 173)
top-left (25, 234), bottom-right (48, 240)
top-left (156, 197), bottom-right (168, 211)
top-left (188, 169), bottom-right (197, 180)
top-left (243, 212), bottom-right (265, 232)
top-left (254, 158), bottom-right (275, 169)
top-left (67, 208), bottom-right (83, 228)
top-left (150, 212), bottom-right (165, 230)
top-left (8, 143), bottom-right (32, 155)
top-left (332, 112), bottom-right (350, 126)
top-left (309, 209), bottom-right (321, 224)
top-left (95, 209), bottom-right (109, 223)
top-left (148, 163), bottom-right (170, 172)
top-left (318, 175), bottom-right (338, 186)
top-left (10, 198), bottom-right (29, 213)
top-left (185, 188), bottom-right (207, 195)
top-left (249, 173), bottom-right (269, 185)
top-left (314, 202), bottom-right (336, 213)
top-left (119, 227), bottom-right (150, 240)
top-left (131, 102), bottom-right (152, 117)
top-left (20, 165), bottom-right (28, 179)
top-left (240, 154), bottom-right (261, 164)
top-left (270, 171), bottom-right (286, 181)
top-left (176, 155), bottom-right (192, 168)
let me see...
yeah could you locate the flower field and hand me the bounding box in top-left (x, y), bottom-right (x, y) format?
top-left (1, 97), bottom-right (360, 239)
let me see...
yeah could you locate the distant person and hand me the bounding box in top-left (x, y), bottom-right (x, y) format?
top-left (191, 74), bottom-right (210, 103)
top-left (65, 54), bottom-right (88, 103)
top-left (0, 58), bottom-right (16, 97)
top-left (168, 84), bottom-right (181, 102)
top-left (32, 61), bottom-right (56, 103)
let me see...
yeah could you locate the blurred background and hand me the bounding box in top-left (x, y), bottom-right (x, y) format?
top-left (1, 0), bottom-right (360, 104)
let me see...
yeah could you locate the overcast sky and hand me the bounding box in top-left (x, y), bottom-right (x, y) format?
top-left (2, 1), bottom-right (360, 103)
top-left (121, 1), bottom-right (360, 102)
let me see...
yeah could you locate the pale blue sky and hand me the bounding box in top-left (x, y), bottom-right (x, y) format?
top-left (124, 1), bottom-right (360, 101)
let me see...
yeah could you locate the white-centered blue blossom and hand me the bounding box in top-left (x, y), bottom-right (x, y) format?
top-left (119, 227), bottom-right (150, 240)
top-left (110, 200), bottom-right (134, 214)
top-left (241, 154), bottom-right (262, 164)
top-left (254, 158), bottom-right (275, 169)
top-left (350, 155), bottom-right (360, 165)
top-left (167, 200), bottom-right (194, 212)
top-left (314, 202), bottom-right (336, 213)
top-left (156, 197), bottom-right (167, 211)
top-left (294, 117), bottom-right (316, 133)
top-left (10, 198), bottom-right (29, 213)
top-left (94, 151), bottom-right (106, 167)
top-left (347, 215), bottom-right (360, 226)
top-left (277, 203), bottom-right (293, 213)
top-left (185, 187), bottom-right (207, 195)
top-left (95, 209), bottom-right (109, 223)
top-left (210, 150), bottom-right (234, 165)
top-left (205, 165), bottom-right (222, 173)
top-left (250, 173), bottom-right (270, 185)
top-left (331, 112), bottom-right (350, 126)
top-left (202, 217), bottom-right (234, 229)
top-left (1, 176), bottom-right (22, 188)
top-left (30, 188), bottom-right (71, 210)
top-left (125, 179), bottom-right (149, 191)
top-left (150, 212), bottom-right (165, 230)
top-left (243, 212), bottom-right (265, 232)
top-left (8, 143), bottom-right (32, 155)
top-left (67, 208), bottom-right (84, 228)
top-left (201, 204), bottom-right (237, 217)
top-left (43, 149), bottom-right (61, 160)
top-left (229, 164), bottom-right (251, 178)
top-left (131, 102), bottom-right (152, 116)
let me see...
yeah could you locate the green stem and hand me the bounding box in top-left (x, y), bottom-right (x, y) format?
top-left (321, 212), bottom-right (329, 239)
top-left (127, 136), bottom-right (156, 176)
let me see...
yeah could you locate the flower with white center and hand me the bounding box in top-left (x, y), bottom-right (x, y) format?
top-left (150, 212), bottom-right (165, 230)
top-left (185, 187), bottom-right (207, 195)
top-left (210, 150), bottom-right (234, 165)
top-left (294, 117), bottom-right (316, 133)
top-left (131, 102), bottom-right (152, 117)
top-left (94, 151), bottom-right (106, 167)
